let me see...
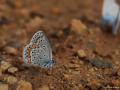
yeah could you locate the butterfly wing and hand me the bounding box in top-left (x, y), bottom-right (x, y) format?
top-left (23, 45), bottom-right (28, 64)
top-left (30, 31), bottom-right (52, 61)
top-left (30, 31), bottom-right (53, 67)
top-left (102, 0), bottom-right (119, 24)
top-left (23, 31), bottom-right (53, 68)
top-left (112, 8), bottom-right (120, 35)
top-left (30, 48), bottom-right (53, 68)
top-left (23, 44), bottom-right (33, 64)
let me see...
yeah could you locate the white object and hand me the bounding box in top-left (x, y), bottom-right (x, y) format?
top-left (102, 0), bottom-right (120, 35)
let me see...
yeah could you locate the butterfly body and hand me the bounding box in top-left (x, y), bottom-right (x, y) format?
top-left (23, 31), bottom-right (54, 68)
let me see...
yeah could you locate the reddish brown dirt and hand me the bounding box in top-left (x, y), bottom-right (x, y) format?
top-left (1, 0), bottom-right (120, 90)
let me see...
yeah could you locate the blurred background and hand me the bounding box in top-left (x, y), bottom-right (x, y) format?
top-left (0, 0), bottom-right (120, 90)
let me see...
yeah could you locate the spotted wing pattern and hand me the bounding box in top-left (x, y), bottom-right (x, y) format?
top-left (23, 31), bottom-right (54, 68)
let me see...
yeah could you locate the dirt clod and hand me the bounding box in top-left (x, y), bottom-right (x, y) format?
top-left (8, 67), bottom-right (18, 74)
top-left (37, 85), bottom-right (49, 90)
top-left (4, 46), bottom-right (18, 55)
top-left (4, 75), bottom-right (18, 84)
top-left (0, 61), bottom-right (12, 72)
top-left (77, 49), bottom-right (87, 58)
top-left (16, 80), bottom-right (32, 90)
top-left (70, 19), bottom-right (87, 34)
top-left (0, 83), bottom-right (8, 90)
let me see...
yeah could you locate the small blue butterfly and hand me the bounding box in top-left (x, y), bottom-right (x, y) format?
top-left (101, 0), bottom-right (120, 35)
top-left (23, 31), bottom-right (54, 68)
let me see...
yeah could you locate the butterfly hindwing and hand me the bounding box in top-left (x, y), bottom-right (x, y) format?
top-left (23, 31), bottom-right (53, 68)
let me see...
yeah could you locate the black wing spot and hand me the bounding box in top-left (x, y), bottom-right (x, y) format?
top-left (40, 40), bottom-right (43, 42)
top-left (43, 45), bottom-right (45, 48)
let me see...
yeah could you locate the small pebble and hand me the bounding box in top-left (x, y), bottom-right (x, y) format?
top-left (0, 83), bottom-right (8, 90)
top-left (16, 80), bottom-right (32, 90)
top-left (37, 85), bottom-right (49, 90)
top-left (90, 57), bottom-right (112, 68)
top-left (4, 75), bottom-right (18, 84)
top-left (4, 46), bottom-right (17, 55)
top-left (8, 67), bottom-right (18, 74)
top-left (87, 79), bottom-right (101, 90)
top-left (0, 61), bottom-right (11, 72)
top-left (77, 49), bottom-right (87, 58)
top-left (70, 19), bottom-right (87, 34)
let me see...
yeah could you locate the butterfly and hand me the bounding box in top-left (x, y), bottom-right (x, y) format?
top-left (101, 0), bottom-right (120, 35)
top-left (23, 31), bottom-right (54, 68)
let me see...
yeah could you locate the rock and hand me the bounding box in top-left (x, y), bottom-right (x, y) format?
top-left (0, 61), bottom-right (12, 72)
top-left (77, 49), bottom-right (87, 58)
top-left (90, 57), bottom-right (112, 68)
top-left (4, 46), bottom-right (17, 55)
top-left (37, 85), bottom-right (49, 90)
top-left (87, 79), bottom-right (101, 90)
top-left (16, 80), bottom-right (32, 90)
top-left (4, 76), bottom-right (18, 84)
top-left (70, 19), bottom-right (87, 34)
top-left (0, 83), bottom-right (8, 90)
top-left (8, 67), bottom-right (18, 74)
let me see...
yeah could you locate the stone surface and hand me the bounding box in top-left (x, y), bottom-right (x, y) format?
top-left (87, 79), bottom-right (101, 90)
top-left (70, 19), bottom-right (87, 34)
top-left (77, 49), bottom-right (87, 58)
top-left (37, 85), bottom-right (49, 90)
top-left (90, 57), bottom-right (112, 68)
top-left (4, 46), bottom-right (17, 55)
top-left (0, 61), bottom-right (12, 72)
top-left (16, 80), bottom-right (32, 90)
top-left (8, 67), bottom-right (18, 74)
top-left (0, 83), bottom-right (8, 90)
top-left (4, 75), bottom-right (18, 84)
